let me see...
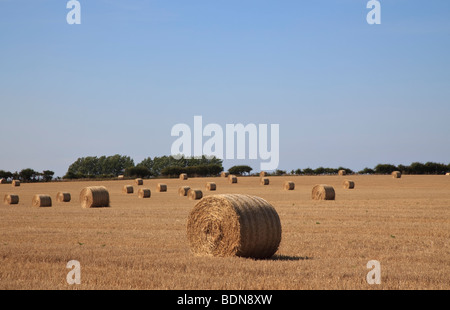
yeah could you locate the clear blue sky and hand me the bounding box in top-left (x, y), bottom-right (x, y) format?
top-left (1, 0), bottom-right (449, 177)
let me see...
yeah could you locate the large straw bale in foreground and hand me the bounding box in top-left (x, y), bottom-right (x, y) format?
top-left (32, 195), bottom-right (52, 207)
top-left (312, 184), bottom-right (335, 200)
top-left (187, 194), bottom-right (282, 259)
top-left (79, 186), bottom-right (110, 208)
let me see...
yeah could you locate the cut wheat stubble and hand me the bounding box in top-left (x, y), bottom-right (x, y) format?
top-left (187, 194), bottom-right (282, 259)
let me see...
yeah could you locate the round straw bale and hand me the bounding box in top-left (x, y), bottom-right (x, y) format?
top-left (206, 182), bottom-right (216, 191)
top-left (260, 171), bottom-right (266, 177)
top-left (56, 192), bottom-right (71, 202)
top-left (157, 183), bottom-right (167, 192)
top-left (4, 194), bottom-right (19, 205)
top-left (135, 178), bottom-right (143, 185)
top-left (32, 194), bottom-right (52, 207)
top-left (118, 175), bottom-right (124, 180)
top-left (446, 172), bottom-right (450, 176)
top-left (138, 188), bottom-right (151, 198)
top-left (0, 178), bottom-right (7, 184)
top-left (122, 185), bottom-right (134, 194)
top-left (187, 194), bottom-right (282, 259)
top-left (343, 180), bottom-right (355, 189)
top-left (392, 171), bottom-right (402, 178)
top-left (221, 172), bottom-right (229, 178)
top-left (228, 175), bottom-right (238, 184)
top-left (338, 170), bottom-right (346, 176)
top-left (188, 189), bottom-right (203, 200)
top-left (178, 186), bottom-right (191, 196)
top-left (283, 181), bottom-right (295, 191)
top-left (180, 173), bottom-right (188, 180)
top-left (312, 184), bottom-right (335, 200)
top-left (79, 186), bottom-right (110, 208)
top-left (260, 178), bottom-right (269, 185)
top-left (12, 180), bottom-right (20, 187)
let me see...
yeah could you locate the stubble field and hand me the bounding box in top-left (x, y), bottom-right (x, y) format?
top-left (0, 175), bottom-right (449, 290)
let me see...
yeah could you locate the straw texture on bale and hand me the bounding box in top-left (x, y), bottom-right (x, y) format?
top-left (138, 188), bottom-right (151, 198)
top-left (56, 192), bottom-right (71, 202)
top-left (4, 194), bottom-right (19, 205)
top-left (178, 186), bottom-right (191, 196)
top-left (135, 178), bottom-right (143, 185)
top-left (260, 178), bottom-right (269, 185)
top-left (392, 171), bottom-right (402, 179)
top-left (228, 175), bottom-right (238, 184)
top-left (0, 178), bottom-right (7, 184)
top-left (188, 189), bottom-right (203, 200)
top-left (283, 181), bottom-right (295, 191)
top-left (157, 183), bottom-right (167, 192)
top-left (221, 172), bottom-right (229, 178)
top-left (32, 195), bottom-right (52, 207)
top-left (12, 180), bottom-right (20, 187)
top-left (79, 186), bottom-right (110, 208)
top-left (206, 182), bottom-right (216, 191)
top-left (343, 180), bottom-right (355, 189)
top-left (338, 170), bottom-right (346, 176)
top-left (180, 173), bottom-right (188, 180)
top-left (187, 194), bottom-right (282, 259)
top-left (312, 184), bottom-right (335, 200)
top-left (123, 185), bottom-right (134, 194)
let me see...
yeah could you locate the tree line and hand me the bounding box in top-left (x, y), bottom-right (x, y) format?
top-left (2, 158), bottom-right (449, 182)
top-left (0, 169), bottom-right (54, 182)
top-left (64, 154), bottom-right (224, 179)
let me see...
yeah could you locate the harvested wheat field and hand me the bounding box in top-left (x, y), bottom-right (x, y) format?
top-left (0, 175), bottom-right (449, 290)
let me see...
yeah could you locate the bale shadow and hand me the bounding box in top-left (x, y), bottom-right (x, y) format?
top-left (268, 254), bottom-right (313, 261)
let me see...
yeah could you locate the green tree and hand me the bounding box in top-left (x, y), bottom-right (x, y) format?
top-left (228, 165), bottom-right (253, 176)
top-left (19, 168), bottom-right (37, 182)
top-left (42, 170), bottom-right (54, 182)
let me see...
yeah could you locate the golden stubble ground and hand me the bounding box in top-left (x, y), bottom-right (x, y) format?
top-left (0, 175), bottom-right (449, 290)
